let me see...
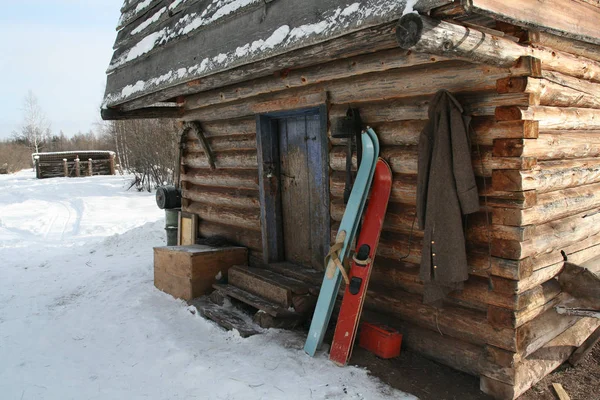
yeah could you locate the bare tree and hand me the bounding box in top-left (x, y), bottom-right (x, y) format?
top-left (14, 91), bottom-right (51, 154)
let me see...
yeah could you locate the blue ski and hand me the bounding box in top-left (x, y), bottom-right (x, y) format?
top-left (304, 127), bottom-right (379, 356)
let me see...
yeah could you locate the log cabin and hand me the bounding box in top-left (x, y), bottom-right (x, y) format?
top-left (102, 1), bottom-right (600, 398)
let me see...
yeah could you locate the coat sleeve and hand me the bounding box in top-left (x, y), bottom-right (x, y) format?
top-left (450, 107), bottom-right (480, 215)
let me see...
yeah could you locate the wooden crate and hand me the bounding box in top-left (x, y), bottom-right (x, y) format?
top-left (153, 245), bottom-right (248, 300)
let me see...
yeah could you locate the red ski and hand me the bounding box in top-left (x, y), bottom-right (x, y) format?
top-left (329, 158), bottom-right (392, 366)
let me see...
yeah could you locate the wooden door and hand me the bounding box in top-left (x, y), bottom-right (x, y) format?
top-left (277, 114), bottom-right (323, 269)
top-left (257, 108), bottom-right (328, 270)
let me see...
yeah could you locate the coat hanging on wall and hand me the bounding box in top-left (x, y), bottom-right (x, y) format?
top-left (416, 90), bottom-right (480, 304)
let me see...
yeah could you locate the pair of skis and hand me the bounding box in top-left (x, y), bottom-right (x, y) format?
top-left (304, 127), bottom-right (392, 366)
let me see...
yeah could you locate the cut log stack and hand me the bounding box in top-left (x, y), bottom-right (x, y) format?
top-left (172, 12), bottom-right (600, 400)
top-left (33, 151), bottom-right (116, 179)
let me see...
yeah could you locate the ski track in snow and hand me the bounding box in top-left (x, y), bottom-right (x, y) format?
top-left (0, 170), bottom-right (416, 400)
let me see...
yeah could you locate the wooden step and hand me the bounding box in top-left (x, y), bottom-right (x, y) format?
top-left (266, 262), bottom-right (324, 287)
top-left (188, 297), bottom-right (261, 338)
top-left (228, 265), bottom-right (315, 307)
top-left (212, 283), bottom-right (299, 318)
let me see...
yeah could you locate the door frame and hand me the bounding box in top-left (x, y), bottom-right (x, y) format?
top-left (256, 105), bottom-right (329, 267)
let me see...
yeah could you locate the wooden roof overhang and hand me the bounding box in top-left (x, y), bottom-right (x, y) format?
top-left (102, 0), bottom-right (600, 121)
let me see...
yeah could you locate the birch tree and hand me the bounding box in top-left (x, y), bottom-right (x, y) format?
top-left (15, 91), bottom-right (50, 154)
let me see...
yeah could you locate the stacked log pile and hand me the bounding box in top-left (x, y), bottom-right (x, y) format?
top-left (34, 151), bottom-right (116, 179)
top-left (178, 15), bottom-right (600, 400)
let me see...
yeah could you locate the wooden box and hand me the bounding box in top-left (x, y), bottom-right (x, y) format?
top-left (154, 245), bottom-right (248, 300)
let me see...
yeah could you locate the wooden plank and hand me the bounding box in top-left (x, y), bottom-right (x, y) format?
top-left (468, 0), bottom-right (600, 46)
top-left (212, 283), bottom-right (297, 318)
top-left (552, 383), bottom-right (571, 400)
top-left (569, 326), bottom-right (600, 366)
top-left (190, 297), bottom-right (261, 338)
top-left (306, 108), bottom-right (330, 270)
top-left (279, 115), bottom-right (312, 267)
top-left (256, 115), bottom-right (284, 263)
top-left (229, 266), bottom-right (293, 307)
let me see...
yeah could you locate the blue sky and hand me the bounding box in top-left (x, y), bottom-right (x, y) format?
top-left (0, 0), bottom-right (124, 139)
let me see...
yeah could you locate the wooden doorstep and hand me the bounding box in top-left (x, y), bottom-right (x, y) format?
top-left (212, 283), bottom-right (297, 318)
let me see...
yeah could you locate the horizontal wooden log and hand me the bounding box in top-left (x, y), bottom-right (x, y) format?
top-left (329, 146), bottom-right (533, 178)
top-left (328, 91), bottom-right (534, 125)
top-left (185, 48), bottom-right (449, 109)
top-left (497, 76), bottom-right (600, 108)
top-left (468, 0), bottom-right (600, 46)
top-left (183, 150), bottom-right (257, 169)
top-left (187, 133), bottom-right (257, 153)
top-left (185, 201), bottom-right (261, 232)
top-left (395, 14), bottom-right (600, 82)
top-left (331, 173), bottom-right (537, 208)
top-left (492, 212), bottom-right (600, 259)
top-left (490, 262), bottom-right (564, 295)
top-left (182, 91), bottom-right (327, 122)
top-left (197, 220), bottom-right (262, 252)
top-left (370, 256), bottom-right (561, 311)
top-left (182, 183), bottom-right (259, 209)
top-left (493, 181), bottom-right (600, 226)
top-left (496, 106), bottom-right (600, 130)
top-left (493, 132), bottom-right (600, 161)
top-left (487, 291), bottom-right (567, 329)
top-left (365, 288), bottom-right (516, 352)
top-left (493, 158), bottom-right (600, 193)
top-left (527, 30), bottom-right (600, 63)
top-left (364, 308), bottom-right (484, 376)
top-left (181, 168), bottom-right (258, 190)
top-left (201, 118), bottom-right (256, 137)
top-left (480, 318), bottom-right (600, 400)
top-left (183, 65), bottom-right (535, 123)
top-left (330, 118), bottom-right (538, 147)
top-left (331, 199), bottom-right (526, 246)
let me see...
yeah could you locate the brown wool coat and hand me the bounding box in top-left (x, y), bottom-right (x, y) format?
top-left (416, 90), bottom-right (480, 304)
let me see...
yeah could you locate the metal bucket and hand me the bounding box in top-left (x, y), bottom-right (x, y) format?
top-left (165, 208), bottom-right (180, 246)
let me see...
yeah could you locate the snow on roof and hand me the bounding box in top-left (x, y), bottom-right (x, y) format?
top-left (103, 0), bottom-right (420, 111)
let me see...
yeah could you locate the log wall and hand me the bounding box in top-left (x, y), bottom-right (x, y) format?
top-left (177, 20), bottom-right (600, 400)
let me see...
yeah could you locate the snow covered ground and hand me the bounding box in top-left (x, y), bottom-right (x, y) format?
top-left (0, 170), bottom-right (415, 400)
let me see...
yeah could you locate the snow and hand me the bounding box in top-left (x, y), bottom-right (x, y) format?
top-left (103, 0), bottom-right (406, 108)
top-left (131, 7), bottom-right (167, 35)
top-left (402, 0), bottom-right (419, 16)
top-left (0, 170), bottom-right (416, 400)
